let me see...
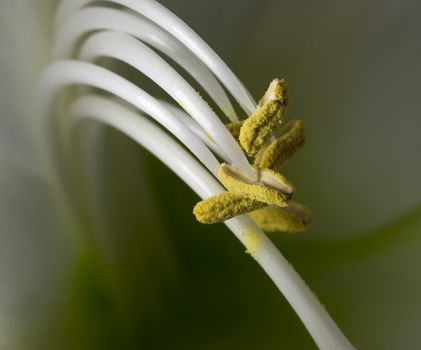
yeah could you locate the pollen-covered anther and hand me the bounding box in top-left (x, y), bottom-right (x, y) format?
top-left (250, 202), bottom-right (311, 232)
top-left (193, 192), bottom-right (265, 224)
top-left (239, 79), bottom-right (289, 155)
top-left (254, 119), bottom-right (306, 171)
top-left (218, 163), bottom-right (294, 207)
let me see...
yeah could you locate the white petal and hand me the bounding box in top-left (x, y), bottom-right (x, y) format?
top-left (0, 148), bottom-right (70, 348)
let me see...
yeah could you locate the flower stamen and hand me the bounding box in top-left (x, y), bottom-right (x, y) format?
top-left (54, 6), bottom-right (239, 122)
top-left (254, 119), bottom-right (306, 171)
top-left (78, 30), bottom-right (254, 177)
top-left (56, 0), bottom-right (258, 115)
top-left (250, 202), bottom-right (312, 232)
top-left (193, 79), bottom-right (310, 233)
top-left (239, 79), bottom-right (288, 155)
top-left (193, 192), bottom-right (265, 224)
top-left (219, 163), bottom-right (294, 206)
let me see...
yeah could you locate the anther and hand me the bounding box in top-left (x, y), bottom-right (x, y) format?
top-left (193, 192), bottom-right (265, 224)
top-left (250, 202), bottom-right (311, 232)
top-left (239, 79), bottom-right (288, 155)
top-left (218, 163), bottom-right (294, 207)
top-left (254, 120), bottom-right (305, 171)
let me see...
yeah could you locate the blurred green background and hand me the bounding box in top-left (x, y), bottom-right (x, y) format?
top-left (1, 0), bottom-right (421, 349)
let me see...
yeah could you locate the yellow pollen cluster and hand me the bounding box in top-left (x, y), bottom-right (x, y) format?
top-left (218, 164), bottom-right (293, 207)
top-left (193, 192), bottom-right (264, 224)
top-left (254, 120), bottom-right (305, 171)
top-left (193, 79), bottom-right (311, 233)
top-left (239, 79), bottom-right (288, 155)
top-left (250, 202), bottom-right (311, 232)
top-left (244, 229), bottom-right (264, 259)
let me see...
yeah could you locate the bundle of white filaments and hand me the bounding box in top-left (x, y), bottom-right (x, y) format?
top-left (36, 1), bottom-right (356, 349)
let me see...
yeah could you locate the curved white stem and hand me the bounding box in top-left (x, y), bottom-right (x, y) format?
top-left (69, 94), bottom-right (356, 350)
top-left (55, 0), bottom-right (257, 114)
top-left (69, 95), bottom-right (222, 198)
top-left (37, 60), bottom-right (221, 177)
top-left (77, 30), bottom-right (254, 178)
top-left (53, 6), bottom-right (238, 122)
top-left (160, 101), bottom-right (229, 161)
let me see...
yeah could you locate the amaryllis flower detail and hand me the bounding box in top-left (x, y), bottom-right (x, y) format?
top-left (194, 79), bottom-right (311, 232)
top-left (3, 1), bottom-right (420, 349)
top-left (4, 0), bottom-right (357, 349)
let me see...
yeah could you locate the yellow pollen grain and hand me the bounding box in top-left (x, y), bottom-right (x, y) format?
top-left (244, 228), bottom-right (264, 259)
top-left (206, 134), bottom-right (216, 144)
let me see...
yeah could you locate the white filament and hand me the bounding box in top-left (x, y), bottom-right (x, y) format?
top-left (54, 6), bottom-right (238, 122)
top-left (69, 95), bottom-right (223, 198)
top-left (77, 30), bottom-right (254, 178)
top-left (55, 0), bottom-right (257, 114)
top-left (160, 101), bottom-right (229, 161)
top-left (37, 60), bottom-right (221, 177)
